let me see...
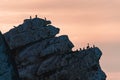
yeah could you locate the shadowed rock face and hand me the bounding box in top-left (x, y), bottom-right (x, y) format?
top-left (4, 17), bottom-right (106, 80)
top-left (0, 32), bottom-right (19, 80)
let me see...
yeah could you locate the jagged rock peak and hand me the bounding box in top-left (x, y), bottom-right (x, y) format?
top-left (4, 16), bottom-right (60, 49)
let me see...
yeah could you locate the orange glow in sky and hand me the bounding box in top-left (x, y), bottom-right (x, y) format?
top-left (0, 0), bottom-right (120, 79)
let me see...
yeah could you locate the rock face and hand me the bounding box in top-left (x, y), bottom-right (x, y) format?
top-left (0, 32), bottom-right (19, 80)
top-left (4, 17), bottom-right (106, 80)
top-left (4, 18), bottom-right (59, 49)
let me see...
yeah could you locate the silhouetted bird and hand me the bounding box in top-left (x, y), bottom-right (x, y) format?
top-left (83, 47), bottom-right (85, 50)
top-left (93, 45), bottom-right (95, 48)
top-left (79, 48), bottom-right (82, 51)
top-left (87, 43), bottom-right (90, 49)
top-left (13, 26), bottom-right (16, 28)
top-left (30, 16), bottom-right (32, 19)
top-left (44, 17), bottom-right (47, 21)
top-left (76, 49), bottom-right (79, 52)
top-left (35, 15), bottom-right (38, 18)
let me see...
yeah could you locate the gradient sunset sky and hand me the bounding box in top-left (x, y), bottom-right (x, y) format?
top-left (0, 0), bottom-right (120, 79)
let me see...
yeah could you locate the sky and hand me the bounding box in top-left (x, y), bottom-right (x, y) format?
top-left (0, 0), bottom-right (120, 79)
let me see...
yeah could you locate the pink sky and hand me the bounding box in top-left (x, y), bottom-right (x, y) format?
top-left (0, 0), bottom-right (120, 79)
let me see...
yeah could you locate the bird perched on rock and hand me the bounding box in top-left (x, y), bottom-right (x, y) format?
top-left (86, 43), bottom-right (90, 49)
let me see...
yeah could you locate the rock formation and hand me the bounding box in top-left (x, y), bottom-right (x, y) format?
top-left (0, 32), bottom-right (19, 80)
top-left (3, 16), bottom-right (106, 80)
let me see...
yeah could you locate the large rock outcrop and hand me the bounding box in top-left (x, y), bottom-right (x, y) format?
top-left (3, 17), bottom-right (106, 80)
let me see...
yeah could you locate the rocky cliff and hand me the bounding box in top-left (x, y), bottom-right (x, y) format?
top-left (2, 16), bottom-right (106, 80)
